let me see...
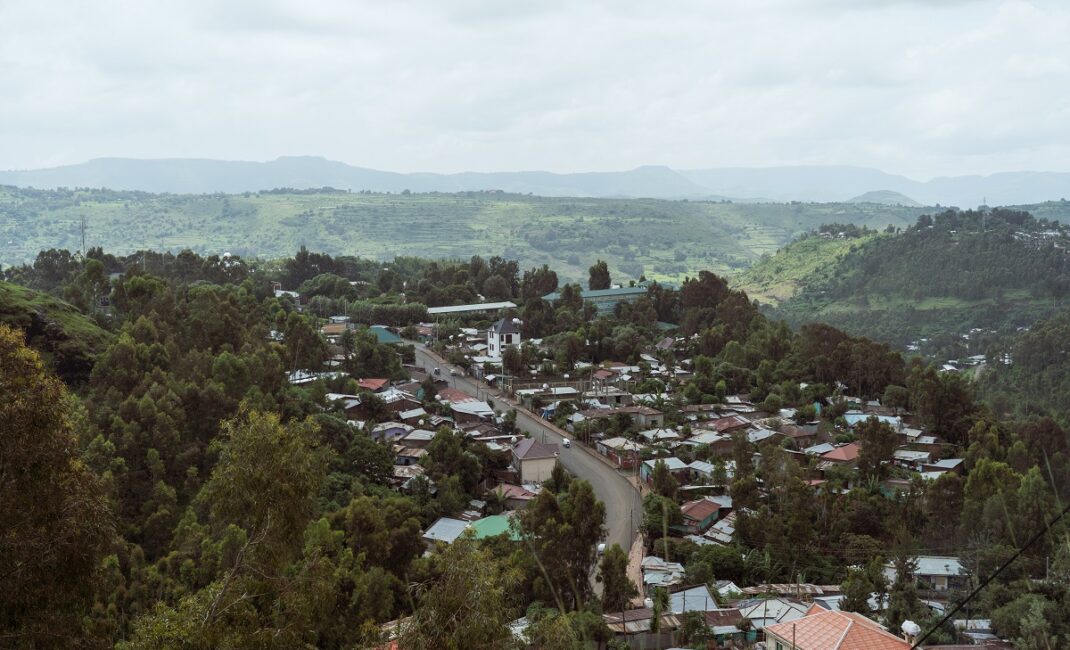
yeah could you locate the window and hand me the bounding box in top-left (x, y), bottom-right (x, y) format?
top-left (775, 643), bottom-right (784, 650)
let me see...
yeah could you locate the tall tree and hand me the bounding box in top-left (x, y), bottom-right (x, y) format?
top-left (401, 539), bottom-right (519, 649)
top-left (0, 324), bottom-right (113, 646)
top-left (599, 544), bottom-right (638, 613)
top-left (588, 260), bottom-right (611, 291)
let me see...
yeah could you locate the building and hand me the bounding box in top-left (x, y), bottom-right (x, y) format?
top-left (678, 497), bottom-right (724, 535)
top-left (511, 438), bottom-right (559, 483)
top-left (426, 301), bottom-right (517, 317)
top-left (764, 607), bottom-right (911, 650)
top-left (543, 286), bottom-right (649, 315)
top-left (883, 556), bottom-right (968, 592)
top-left (487, 318), bottom-right (522, 359)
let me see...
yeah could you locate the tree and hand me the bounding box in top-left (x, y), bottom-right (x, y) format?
top-left (651, 459), bottom-right (679, 499)
top-left (1, 324), bottom-right (113, 644)
top-left (401, 539), bottom-right (519, 649)
top-left (856, 417), bottom-right (897, 480)
top-left (882, 384), bottom-right (910, 415)
top-left (840, 568), bottom-right (874, 615)
top-left (599, 544), bottom-right (638, 613)
top-left (588, 259), bottom-right (611, 290)
top-left (502, 343), bottom-right (524, 376)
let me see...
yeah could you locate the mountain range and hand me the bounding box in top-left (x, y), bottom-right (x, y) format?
top-left (3, 156), bottom-right (1070, 207)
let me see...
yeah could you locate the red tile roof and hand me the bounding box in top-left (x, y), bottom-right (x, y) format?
top-left (765, 609), bottom-right (910, 650)
top-left (712, 415), bottom-right (751, 432)
top-left (437, 387), bottom-right (474, 404)
top-left (822, 441), bottom-right (861, 463)
top-left (358, 378), bottom-right (389, 392)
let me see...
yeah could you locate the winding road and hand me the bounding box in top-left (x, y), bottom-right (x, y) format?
top-left (413, 345), bottom-right (643, 555)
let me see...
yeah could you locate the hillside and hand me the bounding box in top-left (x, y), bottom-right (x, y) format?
top-left (0, 280), bottom-right (111, 382)
top-left (848, 190), bottom-right (921, 206)
top-left (978, 308), bottom-right (1070, 426)
top-left (730, 229), bottom-right (880, 304)
top-left (0, 186), bottom-right (927, 283)
top-left (742, 208), bottom-right (1070, 346)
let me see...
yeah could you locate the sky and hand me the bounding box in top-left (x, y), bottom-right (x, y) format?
top-left (1, 0), bottom-right (1068, 178)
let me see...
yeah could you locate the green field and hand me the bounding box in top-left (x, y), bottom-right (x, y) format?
top-left (0, 187), bottom-right (927, 283)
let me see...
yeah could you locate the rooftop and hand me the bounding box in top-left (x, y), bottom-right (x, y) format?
top-left (764, 609), bottom-right (910, 650)
top-left (427, 301), bottom-right (517, 315)
top-left (513, 438), bottom-right (559, 461)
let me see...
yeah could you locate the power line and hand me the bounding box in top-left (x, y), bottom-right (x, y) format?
top-left (910, 499), bottom-right (1070, 649)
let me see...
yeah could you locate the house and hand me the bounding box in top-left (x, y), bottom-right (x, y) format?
top-left (394, 447), bottom-right (426, 466)
top-left (711, 415), bottom-right (752, 433)
top-left (641, 556), bottom-right (686, 590)
top-left (357, 378), bottom-right (390, 392)
top-left (668, 584), bottom-right (720, 613)
top-left (821, 442), bottom-right (861, 466)
top-left (583, 386), bottom-right (634, 407)
top-left (596, 436), bottom-right (646, 469)
top-left (426, 301), bottom-right (517, 317)
top-left (398, 407), bottom-right (427, 425)
top-left (780, 423), bottom-right (819, 447)
top-left (922, 458), bottom-right (965, 475)
top-left (893, 449), bottom-right (932, 468)
top-left (400, 429), bottom-right (437, 448)
top-left (511, 438), bottom-right (559, 483)
top-left (679, 497), bottom-right (724, 535)
top-left (737, 597), bottom-right (810, 630)
top-left (371, 421), bottom-right (413, 442)
top-left (469, 514), bottom-right (520, 541)
top-left (883, 556), bottom-right (968, 592)
top-left (845, 411), bottom-right (903, 431)
top-left (703, 511), bottom-right (737, 545)
top-left (450, 399), bottom-right (495, 424)
top-left (369, 325), bottom-right (403, 344)
top-left (325, 392), bottom-right (363, 418)
top-left (685, 430), bottom-right (734, 456)
top-left (487, 318), bottom-right (521, 358)
top-left (640, 457), bottom-right (690, 483)
top-left (638, 427), bottom-right (681, 445)
top-left (764, 607), bottom-right (911, 650)
top-left (422, 517), bottom-right (469, 544)
top-left (491, 482), bottom-right (538, 510)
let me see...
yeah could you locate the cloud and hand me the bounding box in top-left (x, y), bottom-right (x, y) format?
top-left (0, 0), bottom-right (1067, 178)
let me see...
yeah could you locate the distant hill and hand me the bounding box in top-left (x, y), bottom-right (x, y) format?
top-left (0, 280), bottom-right (111, 382)
top-left (738, 208), bottom-right (1070, 345)
top-left (0, 157), bottom-right (720, 199)
top-left (3, 157), bottom-right (1070, 206)
top-left (848, 190), bottom-right (921, 206)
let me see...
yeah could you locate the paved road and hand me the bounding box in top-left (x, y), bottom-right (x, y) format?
top-left (414, 345), bottom-right (643, 554)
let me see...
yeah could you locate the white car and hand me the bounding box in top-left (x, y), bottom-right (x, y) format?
top-left (562, 438), bottom-right (571, 448)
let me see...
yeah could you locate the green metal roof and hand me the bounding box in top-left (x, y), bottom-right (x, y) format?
top-left (469, 514), bottom-right (520, 540)
top-left (369, 325), bottom-right (403, 344)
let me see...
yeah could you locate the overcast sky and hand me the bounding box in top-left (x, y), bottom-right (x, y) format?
top-left (1, 0), bottom-right (1068, 178)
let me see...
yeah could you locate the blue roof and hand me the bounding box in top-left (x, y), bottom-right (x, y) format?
top-left (370, 325), bottom-right (403, 344)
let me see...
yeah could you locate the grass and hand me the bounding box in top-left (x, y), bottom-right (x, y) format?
top-left (731, 233), bottom-right (880, 304)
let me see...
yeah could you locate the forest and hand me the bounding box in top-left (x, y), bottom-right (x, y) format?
top-left (741, 208), bottom-right (1070, 346)
top-left (2, 245), bottom-right (1069, 648)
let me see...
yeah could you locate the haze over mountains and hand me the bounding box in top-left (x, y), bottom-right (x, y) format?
top-left (3, 156), bottom-right (1070, 207)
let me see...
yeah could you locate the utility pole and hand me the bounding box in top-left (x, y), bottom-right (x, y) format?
top-left (80, 215), bottom-right (87, 256)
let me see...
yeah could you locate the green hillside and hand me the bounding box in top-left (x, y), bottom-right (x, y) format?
top-left (731, 228), bottom-right (880, 304)
top-left (744, 208), bottom-right (1070, 346)
top-left (0, 186), bottom-right (927, 284)
top-left (0, 280), bottom-right (111, 382)
top-left (978, 307), bottom-right (1070, 426)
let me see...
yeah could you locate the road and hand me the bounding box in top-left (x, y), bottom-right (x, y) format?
top-left (413, 345), bottom-right (643, 555)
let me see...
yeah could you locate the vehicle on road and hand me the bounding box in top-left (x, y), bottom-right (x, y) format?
top-left (562, 438), bottom-right (571, 448)
top-left (449, 368), bottom-right (459, 376)
top-left (597, 542), bottom-right (606, 555)
top-left (433, 367), bottom-right (440, 376)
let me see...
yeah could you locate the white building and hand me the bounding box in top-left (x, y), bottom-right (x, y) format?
top-left (487, 318), bottom-right (522, 358)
